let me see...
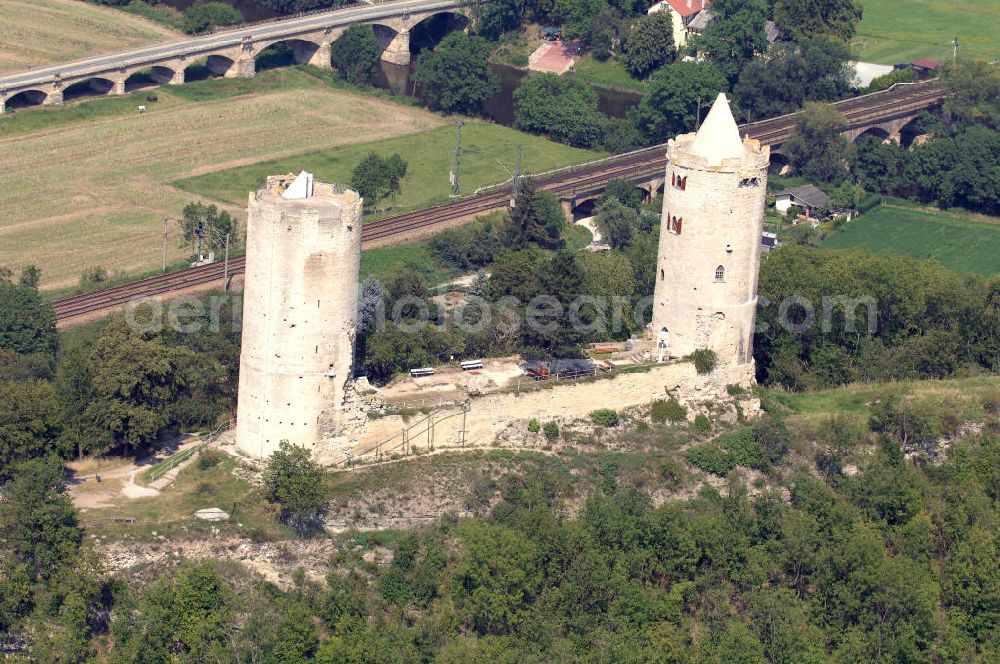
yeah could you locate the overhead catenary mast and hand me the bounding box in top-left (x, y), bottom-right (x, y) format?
top-left (450, 120), bottom-right (464, 197)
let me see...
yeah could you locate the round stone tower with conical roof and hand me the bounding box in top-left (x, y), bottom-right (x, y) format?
top-left (651, 93), bottom-right (769, 369)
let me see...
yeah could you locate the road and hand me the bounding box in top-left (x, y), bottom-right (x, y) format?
top-left (0, 0), bottom-right (460, 89)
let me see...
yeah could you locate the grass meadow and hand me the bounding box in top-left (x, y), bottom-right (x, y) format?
top-left (820, 203), bottom-right (1000, 275)
top-left (0, 63), bottom-right (600, 289)
top-left (0, 0), bottom-right (179, 74)
top-left (0, 68), bottom-right (448, 288)
top-left (852, 0), bottom-right (1000, 64)
top-left (174, 121), bottom-right (602, 217)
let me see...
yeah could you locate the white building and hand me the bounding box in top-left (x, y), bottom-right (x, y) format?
top-left (647, 0), bottom-right (707, 48)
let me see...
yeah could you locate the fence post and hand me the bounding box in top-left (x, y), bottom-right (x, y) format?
top-left (461, 405), bottom-right (468, 447)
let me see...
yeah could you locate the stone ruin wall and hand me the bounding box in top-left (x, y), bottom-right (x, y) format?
top-left (335, 360), bottom-right (760, 464)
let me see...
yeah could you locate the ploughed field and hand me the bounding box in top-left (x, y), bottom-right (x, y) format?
top-left (0, 0), bottom-right (180, 75)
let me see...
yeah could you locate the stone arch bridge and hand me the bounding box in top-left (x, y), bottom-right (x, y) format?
top-left (0, 0), bottom-right (469, 113)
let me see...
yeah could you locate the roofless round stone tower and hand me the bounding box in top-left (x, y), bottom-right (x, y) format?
top-left (651, 93), bottom-right (769, 368)
top-left (235, 172), bottom-right (363, 460)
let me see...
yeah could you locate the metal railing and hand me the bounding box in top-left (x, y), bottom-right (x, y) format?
top-left (145, 419), bottom-right (233, 483)
top-left (341, 403), bottom-right (469, 467)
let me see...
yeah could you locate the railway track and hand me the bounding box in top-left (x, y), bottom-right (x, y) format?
top-left (51, 82), bottom-right (946, 326)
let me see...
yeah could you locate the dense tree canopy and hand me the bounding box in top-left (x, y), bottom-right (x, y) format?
top-left (783, 102), bottom-right (850, 185)
top-left (633, 61), bottom-right (729, 142)
top-left (513, 73), bottom-right (605, 148)
top-left (0, 273), bottom-right (56, 359)
top-left (412, 33), bottom-right (499, 115)
top-left (182, 1), bottom-right (242, 34)
top-left (773, 0), bottom-right (863, 41)
top-left (0, 381), bottom-right (62, 480)
top-left (692, 0), bottom-right (768, 84)
top-left (734, 36), bottom-right (851, 120)
top-left (0, 456), bottom-right (81, 578)
top-left (330, 25), bottom-right (381, 85)
top-left (621, 11), bottom-right (675, 79)
top-left (942, 59), bottom-right (1000, 132)
top-left (593, 197), bottom-right (639, 250)
top-left (755, 245), bottom-right (1000, 389)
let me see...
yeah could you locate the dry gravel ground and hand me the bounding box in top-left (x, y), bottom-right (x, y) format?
top-left (0, 84), bottom-right (446, 288)
top-left (0, 0), bottom-right (180, 74)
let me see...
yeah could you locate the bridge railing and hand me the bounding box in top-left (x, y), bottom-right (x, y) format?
top-left (203, 0), bottom-right (469, 37)
top-left (473, 143), bottom-right (666, 197)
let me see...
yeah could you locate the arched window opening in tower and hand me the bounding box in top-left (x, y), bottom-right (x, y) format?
top-left (739, 177), bottom-right (760, 188)
top-left (715, 265), bottom-right (725, 282)
top-left (673, 175), bottom-right (687, 190)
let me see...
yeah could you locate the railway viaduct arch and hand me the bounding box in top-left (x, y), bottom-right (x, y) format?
top-left (0, 0), bottom-right (469, 113)
top-left (559, 97), bottom-right (936, 218)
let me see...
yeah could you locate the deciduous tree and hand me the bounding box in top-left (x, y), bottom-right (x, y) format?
top-left (622, 11), bottom-right (675, 79)
top-left (633, 61), bottom-right (728, 142)
top-left (513, 73), bottom-right (605, 148)
top-left (412, 33), bottom-right (499, 115)
top-left (773, 0), bottom-right (863, 41)
top-left (330, 25), bottom-right (381, 85)
top-left (264, 441), bottom-right (328, 535)
top-left (783, 102), bottom-right (849, 184)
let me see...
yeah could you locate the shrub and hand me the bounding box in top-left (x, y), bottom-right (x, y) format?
top-left (726, 384), bottom-right (745, 397)
top-left (197, 448), bottom-right (225, 470)
top-left (694, 414), bottom-right (711, 434)
top-left (690, 349), bottom-right (717, 374)
top-left (183, 1), bottom-right (242, 34)
top-left (528, 418), bottom-right (540, 433)
top-left (658, 458), bottom-right (686, 490)
top-left (752, 416), bottom-right (791, 464)
top-left (543, 422), bottom-right (560, 440)
top-left (685, 443), bottom-right (731, 476)
top-left (510, 53), bottom-right (529, 67)
top-left (686, 427), bottom-right (767, 476)
top-left (590, 409), bottom-right (620, 427)
top-left (263, 441), bottom-right (327, 535)
top-left (651, 399), bottom-right (687, 423)
top-left (80, 266), bottom-right (108, 287)
top-left (720, 427), bottom-right (765, 469)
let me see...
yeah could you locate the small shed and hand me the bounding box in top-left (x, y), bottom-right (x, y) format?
top-left (774, 185), bottom-right (833, 219)
top-left (910, 59), bottom-right (944, 79)
top-left (760, 232), bottom-right (780, 252)
top-left (541, 26), bottom-right (561, 41)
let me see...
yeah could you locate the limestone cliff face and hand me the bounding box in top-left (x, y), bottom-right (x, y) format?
top-left (652, 93), bottom-right (769, 368)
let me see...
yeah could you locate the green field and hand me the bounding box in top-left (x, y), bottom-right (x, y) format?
top-left (174, 121), bottom-right (603, 216)
top-left (853, 0), bottom-right (1000, 64)
top-left (820, 204), bottom-right (1000, 275)
top-left (572, 54), bottom-right (650, 93)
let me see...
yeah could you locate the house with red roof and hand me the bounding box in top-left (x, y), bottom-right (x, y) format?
top-left (647, 0), bottom-right (708, 48)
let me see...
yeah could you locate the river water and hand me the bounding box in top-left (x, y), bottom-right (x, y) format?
top-left (153, 0), bottom-right (644, 123)
top-left (373, 60), bottom-right (644, 126)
